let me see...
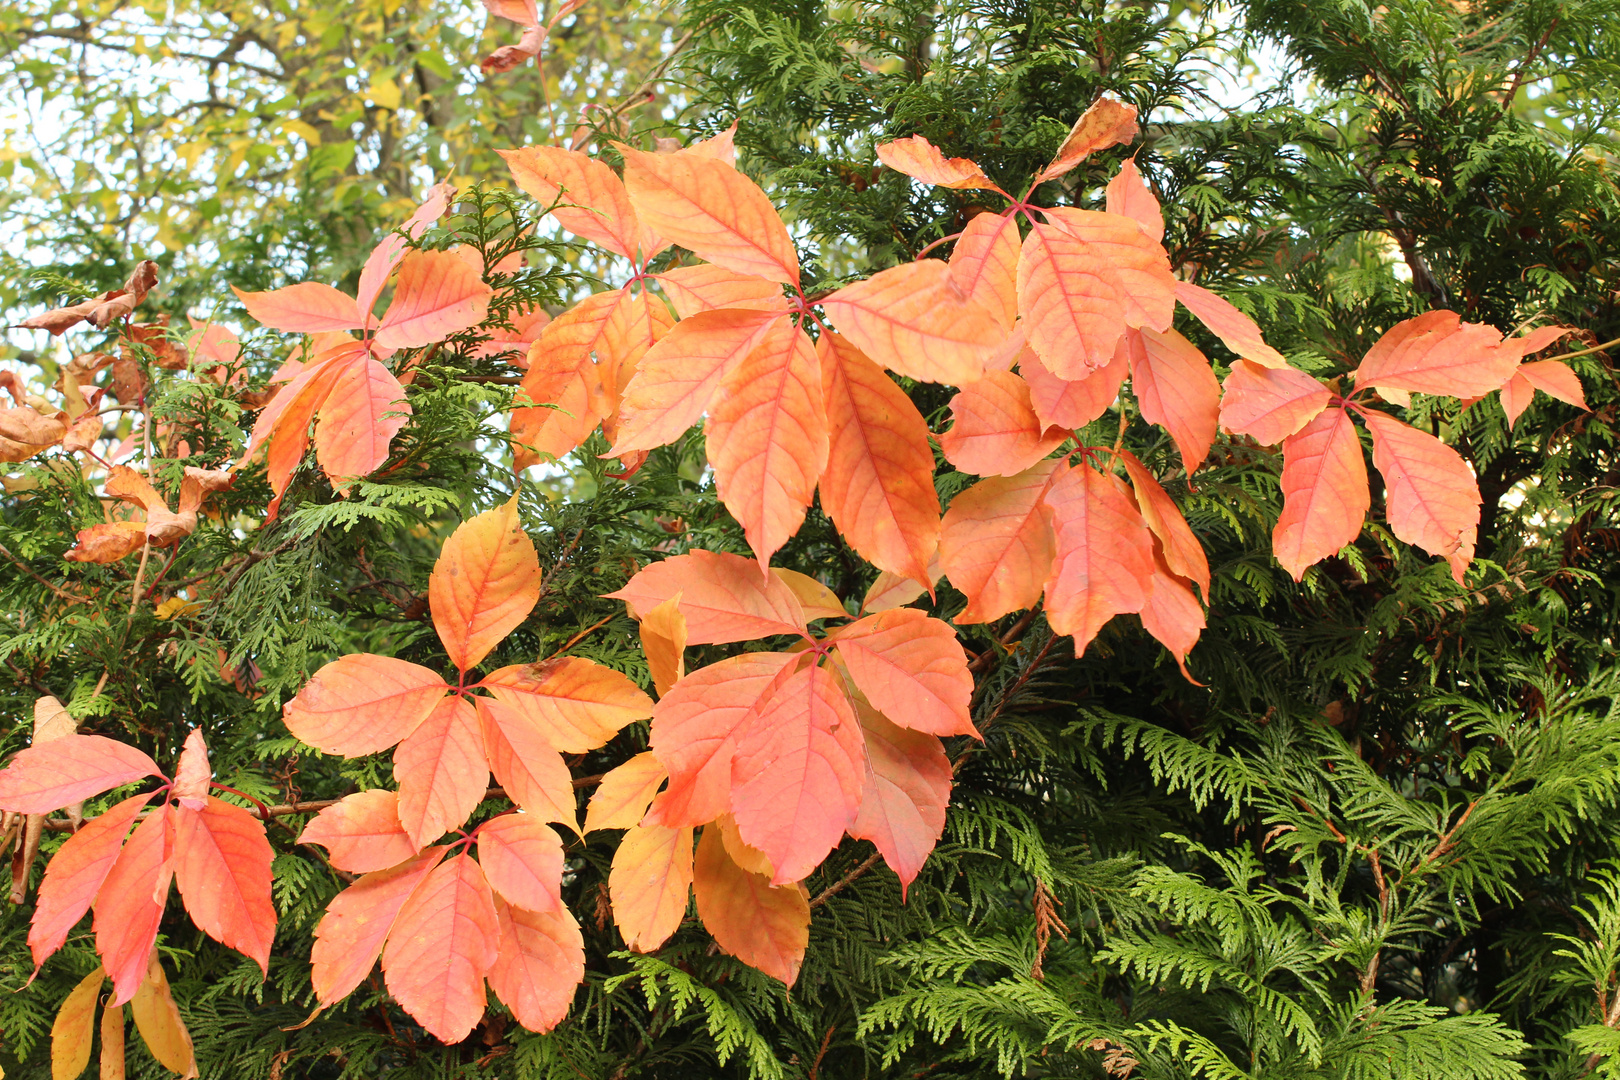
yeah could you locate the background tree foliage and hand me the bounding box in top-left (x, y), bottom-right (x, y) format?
top-left (2, 0), bottom-right (1620, 1077)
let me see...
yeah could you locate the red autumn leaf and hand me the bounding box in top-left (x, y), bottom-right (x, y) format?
top-left (381, 853), bottom-right (501, 1044)
top-left (832, 608), bottom-right (977, 737)
top-left (311, 846), bottom-right (445, 1005)
top-left (1352, 310), bottom-right (1523, 398)
top-left (395, 696), bottom-right (489, 847)
top-left (231, 282), bottom-right (363, 335)
top-left (1271, 407), bottom-right (1369, 581)
top-left (1500, 359), bottom-right (1588, 428)
top-left (1105, 158), bottom-right (1164, 243)
top-left (476, 813), bottom-right (564, 913)
top-left (948, 212), bottom-right (1021, 330)
top-left (821, 260), bottom-right (1005, 386)
top-left (874, 135), bottom-right (997, 190)
top-left (487, 896), bottom-right (585, 1033)
top-left (730, 661), bottom-right (867, 884)
top-left (644, 651), bottom-right (800, 828)
top-left (692, 825), bottom-right (809, 984)
top-left (610, 308), bottom-right (785, 454)
top-left (940, 370), bottom-right (1069, 478)
top-left (1020, 332), bottom-right (1128, 430)
top-left (939, 459), bottom-right (1060, 624)
top-left (172, 796), bottom-right (277, 972)
top-left (428, 497), bottom-right (542, 673)
top-left (609, 822), bottom-right (695, 951)
top-left (28, 793), bottom-right (149, 967)
top-left (621, 146), bottom-right (800, 285)
top-left (653, 264), bottom-right (785, 319)
top-left (815, 331), bottom-right (941, 588)
top-left (1173, 281), bottom-right (1288, 368)
top-left (281, 654), bottom-right (448, 757)
top-left (500, 145), bottom-right (645, 259)
top-left (373, 249), bottom-right (494, 351)
top-left (1362, 410), bottom-right (1480, 583)
top-left (0, 736), bottom-right (163, 815)
top-left (1043, 461), bottom-right (1156, 655)
top-left (1119, 450), bottom-right (1211, 601)
top-left (478, 657), bottom-right (653, 755)
top-left (1218, 358), bottom-right (1332, 444)
top-left (1036, 97), bottom-right (1139, 182)
top-left (94, 805), bottom-right (172, 1005)
top-left (169, 729), bottom-right (209, 810)
top-left (1139, 555), bottom-right (1205, 682)
top-left (847, 699), bottom-right (951, 895)
top-left (297, 789), bottom-right (420, 873)
top-left (475, 698), bottom-right (581, 834)
top-left (583, 751), bottom-right (667, 833)
top-left (1125, 326), bottom-right (1221, 474)
top-left (606, 549), bottom-right (809, 645)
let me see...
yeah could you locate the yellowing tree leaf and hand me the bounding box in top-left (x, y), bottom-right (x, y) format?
top-left (1272, 407), bottom-right (1369, 581)
top-left (940, 370), bottom-right (1068, 477)
top-left (509, 290), bottom-right (619, 470)
top-left (637, 596), bottom-right (687, 698)
top-left (476, 813), bottom-right (564, 913)
top-left (606, 549), bottom-right (809, 645)
top-left (939, 459), bottom-right (1060, 624)
top-left (1218, 358), bottom-right (1331, 445)
top-left (821, 260), bottom-right (1003, 385)
top-left (394, 696), bottom-right (489, 847)
top-left (692, 826), bottom-right (809, 985)
top-left (1043, 462), bottom-right (1156, 656)
top-left (381, 854), bottom-right (500, 1044)
top-left (281, 655), bottom-right (448, 757)
top-left (1036, 96), bottom-right (1139, 182)
top-left (428, 497), bottom-right (541, 673)
top-left (584, 752), bottom-right (668, 833)
top-left (596, 290), bottom-right (676, 458)
top-left (1363, 410), bottom-right (1480, 583)
top-left (621, 147), bottom-right (799, 285)
top-left (478, 657), bottom-right (653, 754)
top-left (51, 965), bottom-right (103, 1080)
top-left (373, 249), bottom-right (494, 351)
top-left (771, 569), bottom-right (846, 622)
top-left (129, 954), bottom-right (195, 1079)
top-left (487, 896), bottom-right (584, 1034)
top-left (609, 823), bottom-right (694, 952)
top-left (859, 552), bottom-right (942, 615)
top-left (1125, 326), bottom-right (1221, 474)
top-left (815, 331), bottom-right (940, 587)
top-left (500, 145), bottom-right (644, 259)
top-left (99, 999), bottom-right (124, 1080)
top-left (297, 790), bottom-right (420, 873)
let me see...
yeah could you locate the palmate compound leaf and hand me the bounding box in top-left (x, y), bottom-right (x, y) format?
top-left (1219, 359), bottom-right (1332, 444)
top-left (29, 793), bottom-right (150, 967)
top-left (874, 135), bottom-right (997, 190)
top-left (705, 318), bottom-right (830, 570)
top-left (172, 796), bottom-right (277, 973)
top-left (1362, 410), bottom-right (1481, 583)
top-left (297, 789), bottom-right (419, 873)
top-left (692, 825), bottom-right (810, 985)
top-left (282, 654), bottom-right (448, 757)
top-left (606, 549), bottom-right (809, 645)
top-left (821, 259), bottom-right (1006, 386)
top-left (355, 181), bottom-right (456, 320)
top-left (476, 813), bottom-right (565, 913)
top-left (93, 804), bottom-right (171, 1005)
top-left (1124, 326), bottom-right (1221, 474)
top-left (731, 660), bottom-right (868, 885)
top-left (487, 896), bottom-right (585, 1034)
top-left (394, 696), bottom-right (489, 848)
top-left (831, 608), bottom-right (977, 737)
top-left (609, 307), bottom-right (785, 454)
top-left (1352, 310), bottom-right (1524, 398)
top-left (939, 369), bottom-right (1069, 478)
top-left (1173, 281), bottom-right (1289, 369)
top-left (939, 459), bottom-right (1060, 625)
top-left (609, 822), bottom-right (695, 952)
top-left (312, 846), bottom-right (445, 1005)
top-left (477, 657), bottom-right (653, 755)
top-left (846, 696), bottom-right (951, 896)
top-left (428, 496), bottom-right (542, 674)
top-left (948, 212), bottom-right (1021, 330)
top-left (644, 652), bottom-right (801, 829)
top-left (1043, 460), bottom-right (1157, 656)
top-left (0, 736), bottom-right (162, 815)
top-left (1272, 406), bottom-right (1370, 581)
top-left (620, 145), bottom-right (800, 285)
top-left (381, 853), bottom-right (500, 1044)
top-left (1500, 358), bottom-right (1588, 428)
top-left (500, 145), bottom-right (645, 260)
top-left (1019, 332), bottom-right (1128, 431)
top-left (816, 332), bottom-right (940, 590)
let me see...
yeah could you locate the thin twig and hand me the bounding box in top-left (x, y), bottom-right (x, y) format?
top-left (1541, 334), bottom-right (1620, 365)
top-left (809, 851), bottom-right (883, 909)
top-left (599, 16), bottom-right (721, 126)
top-left (547, 613), bottom-right (615, 659)
top-left (0, 542), bottom-right (88, 604)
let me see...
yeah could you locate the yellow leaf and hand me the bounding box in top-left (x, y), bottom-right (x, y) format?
top-left (51, 966), bottom-right (104, 1080)
top-left (130, 955), bottom-right (196, 1078)
top-left (279, 119), bottom-right (322, 147)
top-left (153, 598), bottom-right (202, 621)
top-left (99, 1003), bottom-right (125, 1080)
top-left (369, 77), bottom-right (401, 111)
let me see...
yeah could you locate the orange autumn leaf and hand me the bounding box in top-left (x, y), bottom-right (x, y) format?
top-left (637, 596), bottom-right (687, 699)
top-left (372, 249), bottom-right (494, 351)
top-left (874, 135), bottom-right (997, 190)
top-left (939, 460), bottom-right (1060, 624)
top-left (1105, 158), bottom-right (1163, 243)
top-left (1036, 96), bottom-right (1140, 182)
top-left (1119, 450), bottom-right (1211, 601)
top-left (770, 569), bottom-right (847, 622)
top-left (297, 790), bottom-right (420, 873)
top-left (476, 813), bottom-right (565, 913)
top-left (847, 698), bottom-right (951, 895)
top-left (381, 853), bottom-right (500, 1043)
top-left (652, 264), bottom-right (786, 318)
top-left (311, 846), bottom-right (445, 1005)
top-left (832, 608), bottom-right (977, 738)
top-left (948, 212), bottom-right (1021, 330)
top-left (172, 796), bottom-right (277, 972)
top-left (607, 549), bottom-right (809, 645)
top-left (1020, 332), bottom-right (1128, 430)
top-left (28, 793), bottom-right (148, 967)
top-left (281, 654), bottom-right (448, 757)
top-left (816, 332), bottom-right (940, 589)
top-left (692, 825), bottom-right (809, 985)
top-left (394, 696), bottom-right (489, 847)
top-left (1362, 410), bottom-right (1480, 583)
top-left (93, 805), bottom-right (171, 1005)
top-left (1017, 222), bottom-right (1129, 380)
top-left (478, 657), bottom-right (653, 755)
top-left (1043, 208), bottom-right (1174, 335)
top-left (231, 282), bottom-right (363, 335)
top-left (621, 146), bottom-right (800, 285)
top-left (1352, 310), bottom-right (1523, 399)
top-left (312, 353), bottom-right (410, 488)
top-left (0, 736), bottom-right (161, 815)
top-left (1272, 406), bottom-right (1369, 581)
top-left (1139, 554), bottom-right (1205, 683)
top-left (428, 497), bottom-right (542, 673)
top-left (939, 370), bottom-right (1069, 478)
top-left (821, 260), bottom-right (1005, 386)
top-left (1042, 461), bottom-right (1156, 656)
top-left (487, 896), bottom-right (585, 1033)
top-left (129, 954), bottom-right (196, 1078)
top-left (609, 822), bottom-right (695, 951)
top-left (500, 145), bottom-right (645, 260)
top-left (596, 289), bottom-right (676, 457)
top-left (1173, 281), bottom-right (1288, 368)
top-left (1500, 359), bottom-right (1588, 428)
top-left (584, 751), bottom-right (668, 833)
top-left (475, 698), bottom-right (581, 834)
top-left (1219, 358), bottom-right (1332, 445)
top-left (1125, 327), bottom-right (1221, 474)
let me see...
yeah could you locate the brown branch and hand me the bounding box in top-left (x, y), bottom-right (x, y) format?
top-left (598, 17), bottom-right (721, 127)
top-left (0, 542), bottom-right (89, 604)
top-left (809, 850), bottom-right (883, 909)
